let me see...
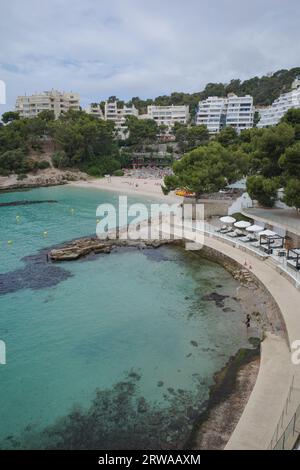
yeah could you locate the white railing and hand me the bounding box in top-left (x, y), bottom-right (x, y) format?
top-left (180, 221), bottom-right (300, 286)
top-left (268, 376), bottom-right (296, 449)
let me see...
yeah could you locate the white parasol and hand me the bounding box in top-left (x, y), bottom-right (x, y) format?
top-left (234, 221), bottom-right (251, 229)
top-left (219, 216), bottom-right (236, 224)
top-left (258, 229), bottom-right (276, 237)
top-left (246, 224), bottom-right (264, 232)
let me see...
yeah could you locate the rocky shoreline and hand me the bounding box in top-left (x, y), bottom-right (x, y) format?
top-left (47, 229), bottom-right (281, 334)
top-left (48, 233), bottom-right (286, 338)
top-left (0, 170), bottom-right (87, 192)
top-left (187, 342), bottom-right (261, 450)
top-left (197, 245), bottom-right (286, 339)
top-left (0, 200), bottom-right (58, 207)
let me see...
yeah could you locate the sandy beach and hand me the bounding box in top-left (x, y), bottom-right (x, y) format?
top-left (70, 176), bottom-right (181, 203)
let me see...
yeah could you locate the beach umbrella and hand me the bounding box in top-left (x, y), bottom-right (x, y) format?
top-left (219, 216), bottom-right (236, 224)
top-left (258, 229), bottom-right (276, 236)
top-left (234, 220), bottom-right (251, 229)
top-left (246, 224), bottom-right (264, 232)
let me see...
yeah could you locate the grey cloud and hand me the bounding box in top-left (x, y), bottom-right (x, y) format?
top-left (0, 0), bottom-right (300, 113)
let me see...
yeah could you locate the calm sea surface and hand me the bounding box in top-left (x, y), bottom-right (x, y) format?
top-left (0, 186), bottom-right (252, 449)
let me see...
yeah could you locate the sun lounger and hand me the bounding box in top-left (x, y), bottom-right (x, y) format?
top-left (216, 226), bottom-right (234, 234)
top-left (260, 245), bottom-right (273, 254)
top-left (227, 229), bottom-right (243, 238)
top-left (238, 235), bottom-right (257, 243)
top-left (215, 225), bottom-right (227, 233)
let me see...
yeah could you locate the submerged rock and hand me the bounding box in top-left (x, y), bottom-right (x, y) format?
top-left (137, 397), bottom-right (148, 413)
top-left (223, 307), bottom-right (235, 313)
top-left (202, 292), bottom-right (229, 308)
top-left (128, 371), bottom-right (141, 381)
top-left (0, 200), bottom-right (58, 207)
top-left (202, 292), bottom-right (229, 303)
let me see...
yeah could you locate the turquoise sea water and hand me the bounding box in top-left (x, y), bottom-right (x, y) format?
top-left (0, 186), bottom-right (253, 449)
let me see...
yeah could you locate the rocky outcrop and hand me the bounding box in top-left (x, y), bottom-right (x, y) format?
top-left (0, 170), bottom-right (88, 192)
top-left (231, 268), bottom-right (256, 287)
top-left (48, 237), bottom-right (182, 261)
top-left (0, 200), bottom-right (58, 207)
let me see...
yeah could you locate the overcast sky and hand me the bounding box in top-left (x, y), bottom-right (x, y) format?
top-left (0, 0), bottom-right (299, 112)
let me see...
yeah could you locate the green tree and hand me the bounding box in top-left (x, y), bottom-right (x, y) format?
top-left (124, 67), bottom-right (300, 112)
top-left (158, 124), bottom-right (168, 135)
top-left (163, 142), bottom-right (245, 197)
top-left (283, 179), bottom-right (300, 209)
top-left (252, 123), bottom-right (295, 176)
top-left (1, 111), bottom-right (20, 124)
top-left (37, 110), bottom-right (55, 122)
top-left (174, 124), bottom-right (209, 152)
top-left (51, 150), bottom-right (69, 169)
top-left (50, 110), bottom-right (119, 175)
top-left (281, 108), bottom-right (300, 126)
top-left (282, 108), bottom-right (300, 140)
top-left (279, 142), bottom-right (300, 178)
top-left (0, 149), bottom-right (29, 173)
top-left (216, 126), bottom-right (238, 146)
top-left (125, 116), bottom-right (158, 147)
top-left (246, 175), bottom-right (279, 207)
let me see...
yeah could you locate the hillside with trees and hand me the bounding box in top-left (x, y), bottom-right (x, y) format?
top-left (125, 67), bottom-right (300, 117)
top-left (0, 110), bottom-right (122, 178)
top-left (1, 66), bottom-right (300, 192)
top-left (163, 108), bottom-right (300, 209)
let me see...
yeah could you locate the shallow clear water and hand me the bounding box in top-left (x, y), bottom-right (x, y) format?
top-left (0, 186), bottom-right (252, 449)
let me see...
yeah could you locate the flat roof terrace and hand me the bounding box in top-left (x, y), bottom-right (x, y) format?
top-left (242, 207), bottom-right (300, 237)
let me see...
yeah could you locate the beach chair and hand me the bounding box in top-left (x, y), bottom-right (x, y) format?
top-left (221, 227), bottom-right (234, 234)
top-left (227, 229), bottom-right (243, 238)
top-left (215, 225), bottom-right (227, 233)
top-left (238, 235), bottom-right (257, 243)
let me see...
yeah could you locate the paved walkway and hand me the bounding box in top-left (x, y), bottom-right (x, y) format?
top-left (157, 221), bottom-right (300, 449)
top-left (141, 219), bottom-right (300, 449)
top-left (202, 234), bottom-right (300, 449)
top-left (226, 334), bottom-right (291, 449)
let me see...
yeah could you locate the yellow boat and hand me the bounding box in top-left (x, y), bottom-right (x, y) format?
top-left (175, 189), bottom-right (195, 197)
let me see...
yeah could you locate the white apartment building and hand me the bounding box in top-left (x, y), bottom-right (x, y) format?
top-left (196, 96), bottom-right (227, 133)
top-left (85, 103), bottom-right (104, 119)
top-left (146, 105), bottom-right (189, 129)
top-left (258, 77), bottom-right (300, 128)
top-left (196, 94), bottom-right (254, 133)
top-left (15, 90), bottom-right (80, 119)
top-left (104, 101), bottom-right (138, 139)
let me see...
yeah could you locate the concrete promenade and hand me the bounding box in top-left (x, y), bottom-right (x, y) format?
top-left (199, 233), bottom-right (300, 449)
top-left (158, 222), bottom-right (300, 450)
